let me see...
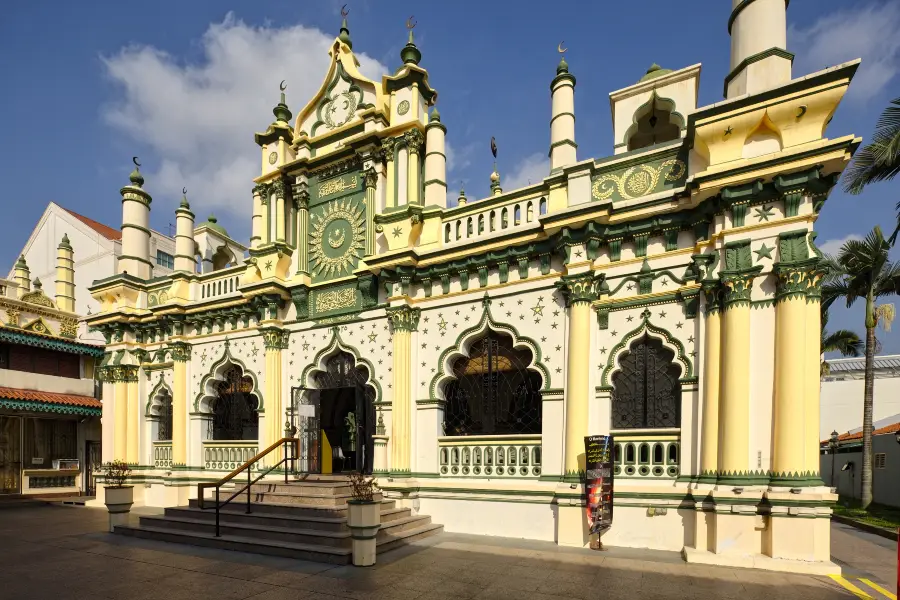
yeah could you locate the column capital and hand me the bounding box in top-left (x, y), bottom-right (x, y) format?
top-left (271, 178), bottom-right (288, 199)
top-left (363, 167), bottom-right (378, 189)
top-left (291, 181), bottom-right (309, 209)
top-left (382, 140), bottom-right (396, 162)
top-left (170, 341), bottom-right (191, 362)
top-left (404, 128), bottom-right (424, 153)
top-left (701, 280), bottom-right (723, 314)
top-left (261, 327), bottom-right (290, 350)
top-left (773, 259), bottom-right (825, 302)
top-left (387, 305), bottom-right (421, 332)
top-left (556, 272), bottom-right (602, 307)
top-left (719, 267), bottom-right (762, 308)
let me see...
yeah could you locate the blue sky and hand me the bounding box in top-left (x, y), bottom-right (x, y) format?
top-left (1, 0), bottom-right (899, 353)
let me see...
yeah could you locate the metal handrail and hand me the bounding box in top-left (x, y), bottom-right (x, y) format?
top-left (196, 436), bottom-right (300, 537)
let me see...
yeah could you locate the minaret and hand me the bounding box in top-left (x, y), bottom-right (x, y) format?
top-left (118, 159), bottom-right (153, 278)
top-left (174, 189), bottom-right (196, 273)
top-left (550, 50), bottom-right (577, 171)
top-left (457, 186), bottom-right (467, 207)
top-left (424, 107), bottom-right (447, 207)
top-left (55, 234), bottom-right (75, 312)
top-left (490, 168), bottom-right (502, 196)
top-left (13, 255), bottom-right (30, 298)
top-left (726, 0), bottom-right (792, 98)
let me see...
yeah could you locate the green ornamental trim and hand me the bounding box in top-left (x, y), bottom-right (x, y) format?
top-left (386, 306), bottom-right (421, 332)
top-left (0, 329), bottom-right (104, 357)
top-left (719, 267), bottom-right (762, 308)
top-left (299, 326), bottom-right (382, 403)
top-left (714, 470), bottom-right (772, 486)
top-left (773, 260), bottom-right (818, 302)
top-left (428, 294), bottom-right (552, 399)
top-left (98, 364), bottom-right (139, 383)
top-left (0, 398), bottom-right (101, 417)
top-left (556, 272), bottom-right (602, 306)
top-left (723, 46), bottom-right (795, 97)
top-left (600, 308), bottom-right (693, 387)
top-left (169, 341), bottom-right (191, 362)
top-left (193, 339), bottom-right (263, 412)
top-left (261, 327), bottom-right (290, 350)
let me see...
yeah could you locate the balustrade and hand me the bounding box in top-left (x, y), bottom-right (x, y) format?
top-left (438, 435), bottom-right (542, 477)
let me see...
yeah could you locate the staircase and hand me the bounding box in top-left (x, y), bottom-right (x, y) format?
top-left (114, 475), bottom-right (443, 564)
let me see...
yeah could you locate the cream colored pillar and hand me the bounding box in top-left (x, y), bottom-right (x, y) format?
top-left (805, 269), bottom-right (825, 476)
top-left (406, 129), bottom-right (423, 205)
top-left (262, 329), bottom-right (288, 463)
top-left (171, 343), bottom-right (191, 466)
top-left (364, 168), bottom-right (377, 257)
top-left (126, 370), bottom-right (139, 464)
top-left (251, 185), bottom-right (264, 249)
top-left (771, 267), bottom-right (808, 485)
top-left (13, 255), bottom-right (30, 298)
top-left (114, 379), bottom-right (128, 462)
top-left (387, 306), bottom-right (420, 474)
top-left (261, 193), bottom-right (271, 245)
top-left (550, 56), bottom-right (577, 170)
top-left (424, 109), bottom-right (448, 208)
top-left (55, 235), bottom-right (75, 313)
top-left (295, 183), bottom-right (310, 275)
top-left (726, 0), bottom-right (792, 98)
top-left (174, 193), bottom-right (196, 272)
top-left (698, 284), bottom-right (722, 483)
top-left (274, 179), bottom-right (287, 243)
top-left (384, 142), bottom-right (396, 210)
top-left (717, 272), bottom-right (757, 482)
top-left (558, 273), bottom-right (598, 479)
top-left (118, 163), bottom-right (153, 279)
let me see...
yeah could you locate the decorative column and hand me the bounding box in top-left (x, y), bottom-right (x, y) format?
top-left (406, 129), bottom-right (423, 205)
top-left (363, 168), bottom-right (377, 257)
top-left (54, 235), bottom-right (75, 313)
top-left (262, 328), bottom-right (289, 463)
top-left (698, 283), bottom-right (722, 483)
top-left (113, 374), bottom-right (128, 462)
top-left (118, 162), bottom-right (153, 279)
top-left (424, 109), bottom-right (448, 208)
top-left (550, 55), bottom-right (577, 170)
top-left (13, 255), bottom-right (30, 298)
top-left (717, 269), bottom-right (760, 482)
top-left (126, 366), bottom-right (140, 464)
top-left (171, 342), bottom-right (191, 467)
top-left (260, 185), bottom-right (271, 245)
top-left (384, 142), bottom-right (396, 210)
top-left (174, 193), bottom-right (196, 272)
top-left (387, 306), bottom-right (420, 474)
top-left (273, 179), bottom-right (287, 243)
top-left (804, 267), bottom-right (825, 476)
top-left (294, 182), bottom-right (310, 275)
top-left (556, 272), bottom-right (599, 480)
top-left (251, 185), bottom-right (264, 249)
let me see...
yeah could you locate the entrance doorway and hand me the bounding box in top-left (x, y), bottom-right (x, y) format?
top-left (0, 416), bottom-right (22, 494)
top-left (292, 351), bottom-right (376, 475)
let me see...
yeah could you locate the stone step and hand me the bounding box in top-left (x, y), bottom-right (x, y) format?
top-left (249, 482), bottom-right (353, 497)
top-left (376, 522), bottom-right (445, 552)
top-left (246, 490), bottom-right (384, 507)
top-left (188, 497), bottom-right (397, 519)
top-left (136, 513), bottom-right (433, 548)
top-left (164, 505), bottom-right (413, 532)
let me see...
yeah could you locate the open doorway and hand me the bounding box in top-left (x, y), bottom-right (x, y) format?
top-left (319, 386), bottom-right (374, 474)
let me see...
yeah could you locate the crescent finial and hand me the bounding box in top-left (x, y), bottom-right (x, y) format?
top-left (558, 41), bottom-right (567, 54)
top-left (406, 15), bottom-right (417, 30)
top-left (132, 156), bottom-right (141, 167)
top-left (182, 187), bottom-right (187, 195)
top-left (341, 4), bottom-right (349, 17)
top-left (279, 79), bottom-right (287, 92)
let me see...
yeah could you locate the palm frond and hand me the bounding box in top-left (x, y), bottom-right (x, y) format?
top-left (843, 97), bottom-right (900, 194)
top-left (821, 280), bottom-right (856, 311)
top-left (822, 328), bottom-right (863, 357)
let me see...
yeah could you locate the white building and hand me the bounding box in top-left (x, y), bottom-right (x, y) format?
top-left (820, 355), bottom-right (900, 441)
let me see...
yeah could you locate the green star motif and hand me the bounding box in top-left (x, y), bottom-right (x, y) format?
top-left (264, 260), bottom-right (273, 271)
top-left (754, 243), bottom-right (774, 261)
top-left (392, 226), bottom-right (403, 238)
top-left (754, 204), bottom-right (775, 222)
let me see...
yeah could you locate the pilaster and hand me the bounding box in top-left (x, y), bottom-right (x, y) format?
top-left (262, 328), bottom-right (290, 463)
top-left (170, 342), bottom-right (191, 467)
top-left (384, 141), bottom-right (396, 210)
top-left (698, 282), bottom-right (722, 484)
top-left (293, 182), bottom-right (310, 275)
top-left (363, 168), bottom-right (377, 257)
top-left (405, 129), bottom-right (423, 205)
top-left (387, 305), bottom-right (420, 474)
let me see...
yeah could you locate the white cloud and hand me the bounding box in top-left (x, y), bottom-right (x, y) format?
top-left (101, 13), bottom-right (387, 238)
top-left (503, 152), bottom-right (549, 191)
top-left (789, 2), bottom-right (900, 101)
top-left (818, 234), bottom-right (863, 257)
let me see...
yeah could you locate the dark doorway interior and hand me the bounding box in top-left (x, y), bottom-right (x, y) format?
top-left (319, 387), bottom-right (357, 473)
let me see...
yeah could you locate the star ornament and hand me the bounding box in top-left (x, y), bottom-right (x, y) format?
top-left (754, 243), bottom-right (774, 261)
top-left (754, 204), bottom-right (775, 222)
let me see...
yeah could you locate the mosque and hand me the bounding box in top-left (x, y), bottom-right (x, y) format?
top-left (85, 0), bottom-right (860, 572)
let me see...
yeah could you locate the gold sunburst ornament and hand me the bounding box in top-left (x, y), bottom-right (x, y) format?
top-left (309, 198), bottom-right (366, 278)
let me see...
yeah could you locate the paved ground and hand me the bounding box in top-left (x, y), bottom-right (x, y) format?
top-left (0, 503), bottom-right (895, 600)
top-left (830, 520), bottom-right (898, 598)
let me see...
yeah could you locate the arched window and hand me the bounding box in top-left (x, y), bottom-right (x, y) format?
top-left (445, 224), bottom-right (451, 243)
top-left (210, 366), bottom-right (259, 440)
top-left (156, 391), bottom-right (173, 441)
top-left (443, 331), bottom-right (542, 436)
top-left (626, 97), bottom-right (681, 152)
top-left (539, 197), bottom-right (547, 215)
top-left (611, 335), bottom-right (681, 429)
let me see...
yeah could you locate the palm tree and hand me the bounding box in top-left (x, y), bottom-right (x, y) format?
top-left (820, 310), bottom-right (862, 376)
top-left (822, 226), bottom-right (898, 509)
top-left (842, 97), bottom-right (900, 244)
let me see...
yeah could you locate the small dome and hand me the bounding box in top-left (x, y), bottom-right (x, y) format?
top-left (129, 166), bottom-right (145, 187)
top-left (198, 214), bottom-right (229, 238)
top-left (429, 106), bottom-right (441, 122)
top-left (557, 56), bottom-right (569, 75)
top-left (639, 63), bottom-right (673, 82)
top-left (490, 170), bottom-right (500, 183)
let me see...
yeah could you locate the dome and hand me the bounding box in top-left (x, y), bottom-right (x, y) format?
top-left (639, 63), bottom-right (673, 83)
top-left (198, 214), bottom-right (228, 238)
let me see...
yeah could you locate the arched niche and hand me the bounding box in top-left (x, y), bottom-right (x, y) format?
top-left (146, 374), bottom-right (173, 442)
top-left (610, 334), bottom-right (681, 429)
top-left (742, 112), bottom-right (783, 160)
top-left (625, 93), bottom-right (684, 152)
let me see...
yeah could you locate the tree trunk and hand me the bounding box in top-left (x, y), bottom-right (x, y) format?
top-left (861, 324), bottom-right (876, 509)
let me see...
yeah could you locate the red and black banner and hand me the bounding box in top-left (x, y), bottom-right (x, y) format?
top-left (584, 435), bottom-right (614, 535)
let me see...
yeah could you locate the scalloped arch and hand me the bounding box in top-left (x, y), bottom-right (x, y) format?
top-left (145, 372), bottom-right (173, 417)
top-left (601, 314), bottom-right (693, 388)
top-left (299, 327), bottom-right (382, 402)
top-left (428, 297), bottom-right (551, 400)
top-left (622, 92), bottom-right (686, 149)
top-left (193, 341), bottom-right (263, 413)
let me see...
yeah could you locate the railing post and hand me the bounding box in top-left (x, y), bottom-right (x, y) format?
top-left (215, 487), bottom-right (220, 537)
top-left (247, 466), bottom-right (252, 514)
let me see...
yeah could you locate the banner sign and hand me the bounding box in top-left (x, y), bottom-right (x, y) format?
top-left (584, 435), bottom-right (614, 535)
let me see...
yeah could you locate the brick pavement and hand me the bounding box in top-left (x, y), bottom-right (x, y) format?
top-left (0, 503), bottom-right (884, 600)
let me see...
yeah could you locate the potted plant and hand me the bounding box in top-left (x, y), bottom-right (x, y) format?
top-left (346, 471), bottom-right (381, 566)
top-left (102, 460), bottom-right (133, 532)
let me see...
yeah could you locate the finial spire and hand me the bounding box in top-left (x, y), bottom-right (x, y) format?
top-left (180, 187), bottom-right (190, 209)
top-left (401, 15), bottom-right (421, 65)
top-left (557, 41), bottom-right (569, 74)
top-left (273, 80), bottom-right (292, 123)
top-left (129, 156), bottom-right (145, 187)
top-left (339, 4), bottom-right (352, 48)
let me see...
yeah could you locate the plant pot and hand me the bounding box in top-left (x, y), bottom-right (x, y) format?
top-left (347, 500), bottom-right (381, 566)
top-left (104, 485), bottom-right (134, 533)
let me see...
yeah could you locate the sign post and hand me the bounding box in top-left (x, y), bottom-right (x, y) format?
top-left (584, 435), bottom-right (614, 548)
